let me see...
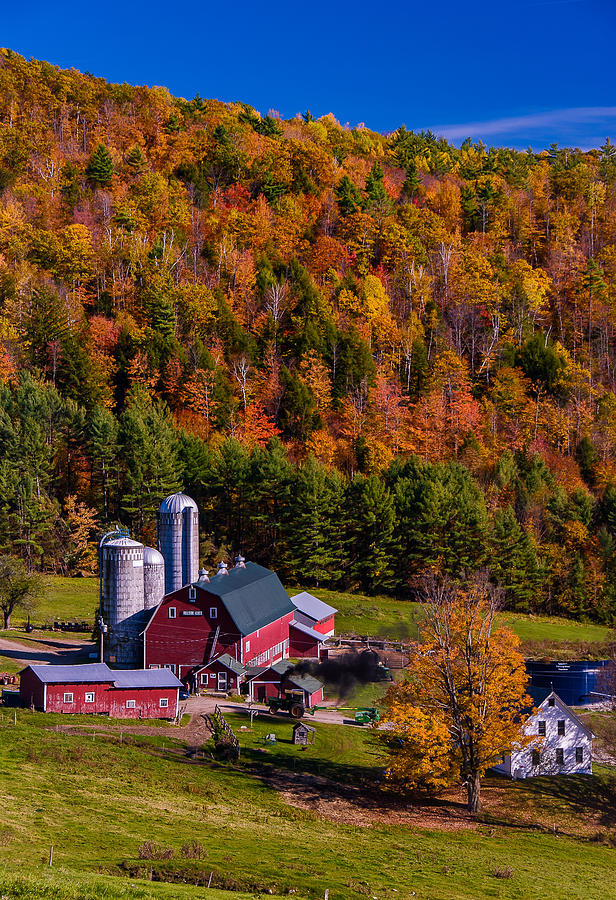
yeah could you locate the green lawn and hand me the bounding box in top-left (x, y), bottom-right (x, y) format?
top-left (2, 710), bottom-right (616, 899)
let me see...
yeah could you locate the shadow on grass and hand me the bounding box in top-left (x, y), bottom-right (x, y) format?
top-left (518, 772), bottom-right (616, 828)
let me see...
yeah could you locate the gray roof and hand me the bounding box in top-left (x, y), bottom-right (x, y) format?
top-left (112, 669), bottom-right (182, 689)
top-left (196, 562), bottom-right (294, 635)
top-left (291, 591), bottom-right (337, 622)
top-left (159, 492), bottom-right (198, 514)
top-left (285, 672), bottom-right (324, 695)
top-left (290, 619), bottom-right (327, 642)
top-left (103, 537), bottom-right (143, 550)
top-left (25, 663), bottom-right (114, 684)
top-left (23, 663), bottom-right (181, 689)
top-left (198, 653), bottom-right (244, 676)
top-left (292, 721), bottom-right (316, 732)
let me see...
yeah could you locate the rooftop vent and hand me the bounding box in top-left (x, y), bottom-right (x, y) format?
top-left (234, 554), bottom-right (246, 568)
top-left (217, 561), bottom-right (229, 576)
top-left (198, 567), bottom-right (210, 582)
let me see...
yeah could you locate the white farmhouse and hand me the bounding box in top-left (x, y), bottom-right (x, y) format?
top-left (494, 691), bottom-right (594, 780)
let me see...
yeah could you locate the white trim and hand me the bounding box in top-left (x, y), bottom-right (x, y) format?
top-left (43, 683), bottom-right (47, 712)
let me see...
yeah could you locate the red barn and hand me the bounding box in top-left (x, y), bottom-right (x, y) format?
top-left (289, 592), bottom-right (337, 659)
top-left (19, 663), bottom-right (181, 719)
top-left (143, 562), bottom-right (295, 688)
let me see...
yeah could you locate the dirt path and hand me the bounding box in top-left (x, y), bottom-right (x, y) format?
top-left (0, 633), bottom-right (94, 669)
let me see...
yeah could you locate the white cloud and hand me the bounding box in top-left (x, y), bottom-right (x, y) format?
top-left (426, 107), bottom-right (616, 144)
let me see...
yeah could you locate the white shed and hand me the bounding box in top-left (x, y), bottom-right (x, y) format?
top-left (493, 691), bottom-right (594, 780)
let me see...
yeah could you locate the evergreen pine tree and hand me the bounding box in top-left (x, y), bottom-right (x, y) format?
top-left (86, 144), bottom-right (114, 187)
top-left (491, 507), bottom-right (541, 611)
top-left (344, 474), bottom-right (397, 593)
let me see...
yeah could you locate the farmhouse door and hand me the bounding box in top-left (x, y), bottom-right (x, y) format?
top-left (217, 671), bottom-right (228, 691)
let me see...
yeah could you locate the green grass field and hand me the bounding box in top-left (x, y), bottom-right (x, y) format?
top-left (5, 577), bottom-right (613, 656)
top-left (2, 709), bottom-right (616, 899)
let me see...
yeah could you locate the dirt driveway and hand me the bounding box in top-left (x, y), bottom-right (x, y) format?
top-left (0, 633), bottom-right (95, 669)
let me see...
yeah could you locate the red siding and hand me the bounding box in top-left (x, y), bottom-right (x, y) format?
top-left (195, 660), bottom-right (240, 692)
top-left (107, 688), bottom-right (178, 719)
top-left (19, 668), bottom-right (47, 710)
top-left (314, 615), bottom-right (334, 635)
top-left (44, 681), bottom-right (113, 714)
top-left (289, 625), bottom-right (321, 659)
top-left (243, 611), bottom-right (293, 665)
top-left (144, 588), bottom-right (241, 672)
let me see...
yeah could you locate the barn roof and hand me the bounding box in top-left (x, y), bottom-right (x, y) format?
top-left (25, 663), bottom-right (114, 684)
top-left (196, 562), bottom-right (294, 635)
top-left (290, 619), bottom-right (327, 642)
top-left (285, 671), bottom-right (324, 695)
top-left (112, 669), bottom-right (182, 689)
top-left (22, 663), bottom-right (181, 689)
top-left (197, 654), bottom-right (245, 676)
top-left (291, 591), bottom-right (337, 622)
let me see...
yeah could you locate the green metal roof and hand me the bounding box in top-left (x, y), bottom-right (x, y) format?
top-left (213, 653), bottom-right (245, 676)
top-left (196, 562), bottom-right (294, 635)
top-left (285, 672), bottom-right (324, 695)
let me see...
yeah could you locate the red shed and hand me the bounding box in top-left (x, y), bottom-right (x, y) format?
top-left (194, 653), bottom-right (244, 693)
top-left (244, 660), bottom-right (324, 706)
top-left (19, 663), bottom-right (181, 719)
top-left (289, 592), bottom-right (337, 659)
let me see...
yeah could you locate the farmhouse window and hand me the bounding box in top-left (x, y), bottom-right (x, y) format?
top-left (126, 700), bottom-right (136, 708)
top-left (538, 721), bottom-right (546, 736)
top-left (556, 748), bottom-right (564, 765)
top-left (84, 692), bottom-right (95, 703)
top-left (531, 749), bottom-right (540, 766)
top-left (159, 698), bottom-right (169, 708)
top-left (168, 607), bottom-right (176, 619)
top-left (63, 693), bottom-right (73, 703)
top-left (558, 720), bottom-right (566, 736)
top-left (576, 747), bottom-right (583, 763)
top-left (210, 607), bottom-right (217, 618)
top-left (548, 698), bottom-right (555, 707)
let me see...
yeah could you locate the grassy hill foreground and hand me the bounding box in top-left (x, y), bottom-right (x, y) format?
top-left (1, 709), bottom-right (616, 899)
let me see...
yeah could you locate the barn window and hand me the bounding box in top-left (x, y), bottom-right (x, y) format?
top-left (556, 748), bottom-right (564, 765)
top-left (548, 698), bottom-right (555, 707)
top-left (84, 692), bottom-right (95, 703)
top-left (189, 586), bottom-right (196, 601)
top-left (576, 747), bottom-right (583, 763)
top-left (531, 749), bottom-right (540, 766)
top-left (159, 698), bottom-right (169, 708)
top-left (245, 640), bottom-right (251, 651)
top-left (200, 675), bottom-right (207, 685)
top-left (210, 607), bottom-right (217, 618)
top-left (538, 720), bottom-right (546, 736)
top-left (126, 700), bottom-right (136, 708)
top-left (63, 692), bottom-right (74, 703)
top-left (163, 664), bottom-right (176, 674)
top-left (168, 607), bottom-right (176, 619)
top-left (558, 720), bottom-right (566, 736)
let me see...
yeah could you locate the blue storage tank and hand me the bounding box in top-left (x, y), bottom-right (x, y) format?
top-left (526, 659), bottom-right (611, 706)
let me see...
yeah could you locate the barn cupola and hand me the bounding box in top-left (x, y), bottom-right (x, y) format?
top-left (234, 554), bottom-right (246, 568)
top-left (217, 560), bottom-right (229, 576)
top-left (198, 567), bottom-right (210, 582)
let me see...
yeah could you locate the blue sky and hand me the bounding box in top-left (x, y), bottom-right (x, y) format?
top-left (3, 0), bottom-right (615, 150)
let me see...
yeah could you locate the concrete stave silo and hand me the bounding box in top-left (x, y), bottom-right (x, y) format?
top-left (158, 492), bottom-right (199, 593)
top-left (101, 536), bottom-right (145, 667)
top-left (143, 546), bottom-right (166, 609)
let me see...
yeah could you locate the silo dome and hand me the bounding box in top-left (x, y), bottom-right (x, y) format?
top-left (158, 491), bottom-right (199, 593)
top-left (160, 492), bottom-right (198, 515)
top-left (143, 546), bottom-right (165, 609)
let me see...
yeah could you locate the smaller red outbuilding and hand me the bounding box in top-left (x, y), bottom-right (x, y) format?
top-left (20, 663), bottom-right (181, 720)
top-left (244, 660), bottom-right (324, 706)
top-left (289, 592), bottom-right (337, 659)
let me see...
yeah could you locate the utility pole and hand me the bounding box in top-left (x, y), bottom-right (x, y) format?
top-left (98, 615), bottom-right (107, 664)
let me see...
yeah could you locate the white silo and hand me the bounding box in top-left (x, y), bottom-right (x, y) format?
top-left (143, 546), bottom-right (165, 609)
top-left (158, 492), bottom-right (199, 593)
top-left (101, 534), bottom-right (145, 667)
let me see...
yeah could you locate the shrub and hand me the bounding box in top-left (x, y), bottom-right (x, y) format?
top-left (137, 841), bottom-right (174, 860)
top-left (493, 865), bottom-right (514, 879)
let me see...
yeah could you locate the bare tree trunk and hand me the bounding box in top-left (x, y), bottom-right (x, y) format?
top-left (466, 771), bottom-right (481, 813)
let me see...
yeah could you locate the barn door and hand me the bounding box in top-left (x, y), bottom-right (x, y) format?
top-left (217, 671), bottom-right (228, 691)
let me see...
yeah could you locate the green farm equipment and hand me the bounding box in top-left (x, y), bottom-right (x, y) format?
top-left (268, 691), bottom-right (380, 725)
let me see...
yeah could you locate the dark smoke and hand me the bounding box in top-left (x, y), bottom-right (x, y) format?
top-left (288, 650), bottom-right (390, 701)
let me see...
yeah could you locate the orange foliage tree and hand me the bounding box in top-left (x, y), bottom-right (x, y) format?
top-left (383, 574), bottom-right (531, 812)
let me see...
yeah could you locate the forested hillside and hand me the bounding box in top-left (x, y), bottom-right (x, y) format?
top-left (2, 49), bottom-right (616, 619)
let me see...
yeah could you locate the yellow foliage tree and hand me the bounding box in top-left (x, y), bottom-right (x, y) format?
top-left (380, 701), bottom-right (457, 795)
top-left (384, 574), bottom-right (531, 812)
